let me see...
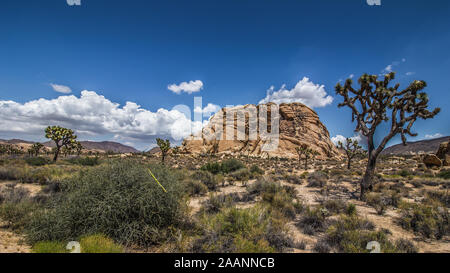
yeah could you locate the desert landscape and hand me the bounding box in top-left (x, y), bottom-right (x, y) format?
top-left (1, 100), bottom-right (448, 253)
top-left (1, 0), bottom-right (449, 258)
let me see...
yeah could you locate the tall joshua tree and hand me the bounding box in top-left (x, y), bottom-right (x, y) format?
top-left (156, 138), bottom-right (171, 163)
top-left (45, 126), bottom-right (78, 162)
top-left (338, 138), bottom-right (364, 170)
top-left (335, 72), bottom-right (440, 199)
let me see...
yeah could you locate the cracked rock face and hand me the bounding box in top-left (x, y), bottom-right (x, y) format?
top-left (182, 102), bottom-right (340, 159)
top-left (436, 140), bottom-right (450, 166)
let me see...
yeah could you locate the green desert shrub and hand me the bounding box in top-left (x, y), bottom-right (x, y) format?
top-left (221, 159), bottom-right (245, 174)
top-left (32, 241), bottom-right (68, 253)
top-left (365, 193), bottom-right (389, 215)
top-left (0, 166), bottom-right (19, 181)
top-left (0, 185), bottom-right (38, 231)
top-left (249, 165), bottom-right (264, 176)
top-left (192, 206), bottom-right (293, 253)
top-left (321, 199), bottom-right (348, 215)
top-left (0, 201), bottom-right (37, 231)
top-left (307, 171), bottom-right (328, 188)
top-left (398, 169), bottom-right (410, 178)
top-left (201, 162), bottom-right (222, 175)
top-left (346, 203), bottom-right (357, 216)
top-left (284, 175), bottom-right (303, 185)
top-left (423, 190), bottom-right (449, 208)
top-left (297, 207), bottom-right (329, 235)
top-left (80, 234), bottom-right (123, 253)
top-left (230, 168), bottom-right (251, 181)
top-left (201, 193), bottom-right (235, 214)
top-left (185, 179), bottom-right (208, 196)
top-left (394, 238), bottom-right (418, 253)
top-left (399, 203), bottom-right (449, 240)
top-left (192, 170), bottom-right (218, 191)
top-left (324, 215), bottom-right (397, 253)
top-left (25, 160), bottom-right (188, 247)
top-left (437, 169), bottom-right (450, 180)
top-left (313, 240), bottom-right (332, 253)
top-left (67, 156), bottom-right (100, 166)
top-left (247, 177), bottom-right (280, 196)
top-left (25, 157), bottom-right (50, 166)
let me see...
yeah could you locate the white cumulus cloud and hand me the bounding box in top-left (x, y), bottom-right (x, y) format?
top-left (425, 133), bottom-right (443, 139)
top-left (331, 134), bottom-right (363, 146)
top-left (194, 103), bottom-right (221, 117)
top-left (168, 80), bottom-right (203, 94)
top-left (50, 83), bottom-right (72, 94)
top-left (259, 77), bottom-right (333, 108)
top-left (0, 91), bottom-right (203, 149)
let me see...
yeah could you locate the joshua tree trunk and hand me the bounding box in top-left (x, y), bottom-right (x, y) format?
top-left (53, 146), bottom-right (60, 162)
top-left (360, 135), bottom-right (377, 200)
top-left (361, 156), bottom-right (376, 199)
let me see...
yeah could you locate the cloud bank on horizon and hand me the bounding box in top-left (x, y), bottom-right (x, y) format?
top-left (0, 91), bottom-right (204, 150)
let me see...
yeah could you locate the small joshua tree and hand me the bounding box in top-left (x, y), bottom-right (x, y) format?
top-left (45, 126), bottom-right (78, 162)
top-left (296, 144), bottom-right (317, 170)
top-left (338, 138), bottom-right (364, 170)
top-left (156, 138), bottom-right (170, 163)
top-left (28, 143), bottom-right (44, 157)
top-left (0, 144), bottom-right (6, 156)
top-left (335, 72), bottom-right (440, 199)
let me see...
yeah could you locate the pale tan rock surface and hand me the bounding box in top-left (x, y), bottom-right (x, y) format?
top-left (182, 102), bottom-right (340, 159)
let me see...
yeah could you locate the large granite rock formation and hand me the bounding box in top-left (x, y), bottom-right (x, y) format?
top-left (182, 102), bottom-right (340, 159)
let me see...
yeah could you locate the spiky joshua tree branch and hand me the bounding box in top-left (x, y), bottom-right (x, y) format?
top-left (335, 72), bottom-right (440, 199)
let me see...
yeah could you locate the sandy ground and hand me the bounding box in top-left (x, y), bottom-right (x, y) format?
top-left (0, 224), bottom-right (30, 253)
top-left (0, 181), bottom-right (42, 253)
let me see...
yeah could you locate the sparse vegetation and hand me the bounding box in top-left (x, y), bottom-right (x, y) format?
top-left (0, 141), bottom-right (448, 253)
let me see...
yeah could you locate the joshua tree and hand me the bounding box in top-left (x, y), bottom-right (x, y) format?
top-left (74, 142), bottom-right (83, 156)
top-left (45, 126), bottom-right (78, 162)
top-left (335, 72), bottom-right (440, 199)
top-left (0, 144), bottom-right (6, 156)
top-left (338, 138), bottom-right (364, 170)
top-left (295, 144), bottom-right (317, 169)
top-left (31, 143), bottom-right (44, 157)
top-left (156, 138), bottom-right (170, 163)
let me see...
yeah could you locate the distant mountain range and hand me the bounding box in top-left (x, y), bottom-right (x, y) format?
top-left (0, 139), bottom-right (140, 154)
top-left (382, 136), bottom-right (450, 155)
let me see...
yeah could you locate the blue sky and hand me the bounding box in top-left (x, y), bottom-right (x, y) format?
top-left (0, 0), bottom-right (449, 150)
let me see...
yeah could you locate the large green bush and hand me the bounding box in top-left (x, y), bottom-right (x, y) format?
top-left (200, 162), bottom-right (222, 175)
top-left (67, 156), bottom-right (100, 166)
top-left (221, 159), bottom-right (245, 174)
top-left (25, 160), bottom-right (188, 247)
top-left (201, 159), bottom-right (246, 175)
top-left (25, 157), bottom-right (50, 166)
